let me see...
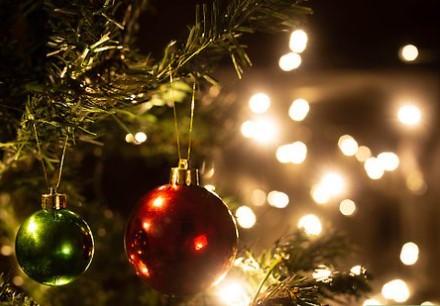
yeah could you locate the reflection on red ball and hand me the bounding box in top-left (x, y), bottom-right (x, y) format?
top-left (125, 184), bottom-right (238, 295)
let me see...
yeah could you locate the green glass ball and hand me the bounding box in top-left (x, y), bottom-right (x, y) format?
top-left (15, 208), bottom-right (94, 286)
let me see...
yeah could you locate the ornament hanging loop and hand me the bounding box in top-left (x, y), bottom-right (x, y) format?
top-left (41, 187), bottom-right (67, 210)
top-left (168, 67), bottom-right (198, 164)
top-left (170, 158), bottom-right (199, 186)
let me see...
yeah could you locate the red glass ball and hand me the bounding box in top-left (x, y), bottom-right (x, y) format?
top-left (125, 184), bottom-right (238, 295)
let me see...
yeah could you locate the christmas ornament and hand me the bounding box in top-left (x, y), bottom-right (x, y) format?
top-left (125, 159), bottom-right (238, 295)
top-left (15, 190), bottom-right (94, 286)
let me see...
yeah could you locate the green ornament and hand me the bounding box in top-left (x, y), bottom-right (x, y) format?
top-left (15, 192), bottom-right (94, 286)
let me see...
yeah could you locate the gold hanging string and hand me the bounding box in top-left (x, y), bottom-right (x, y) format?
top-left (169, 68), bottom-right (182, 160)
top-left (55, 134), bottom-right (69, 192)
top-left (186, 81), bottom-right (196, 161)
top-left (33, 124), bottom-right (49, 189)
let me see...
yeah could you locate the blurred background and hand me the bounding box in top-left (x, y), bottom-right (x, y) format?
top-left (134, 0), bottom-right (440, 303)
top-left (1, 0), bottom-right (439, 305)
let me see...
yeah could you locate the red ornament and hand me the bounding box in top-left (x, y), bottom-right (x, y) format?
top-left (125, 162), bottom-right (238, 296)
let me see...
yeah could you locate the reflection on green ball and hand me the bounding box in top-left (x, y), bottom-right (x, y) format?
top-left (15, 209), bottom-right (94, 286)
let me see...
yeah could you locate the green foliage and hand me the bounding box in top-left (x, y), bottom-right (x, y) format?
top-left (0, 274), bottom-right (40, 306)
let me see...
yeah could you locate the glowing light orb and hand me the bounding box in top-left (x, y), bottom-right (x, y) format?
top-left (356, 145), bottom-right (372, 162)
top-left (398, 104), bottom-right (422, 126)
top-left (312, 265), bottom-right (332, 281)
top-left (249, 93), bottom-right (271, 114)
top-left (338, 135), bottom-right (359, 156)
top-left (216, 280), bottom-right (251, 306)
top-left (267, 191), bottom-right (289, 208)
top-left (297, 214), bottom-right (322, 236)
top-left (240, 120), bottom-right (254, 138)
top-left (399, 44), bottom-right (419, 62)
top-left (279, 52), bottom-right (302, 71)
top-left (135, 132), bottom-right (147, 144)
top-left (350, 265), bottom-right (363, 276)
top-left (289, 29), bottom-right (308, 53)
top-left (235, 206), bottom-right (257, 229)
top-left (377, 152), bottom-right (400, 171)
top-left (364, 157), bottom-right (385, 180)
top-left (250, 189), bottom-right (266, 206)
top-left (363, 298), bottom-right (382, 306)
top-left (339, 199), bottom-right (356, 216)
top-left (288, 98), bottom-right (310, 121)
top-left (381, 279), bottom-right (410, 303)
top-left (276, 142), bottom-right (307, 164)
top-left (310, 184), bottom-right (331, 205)
top-left (400, 242), bottom-right (419, 266)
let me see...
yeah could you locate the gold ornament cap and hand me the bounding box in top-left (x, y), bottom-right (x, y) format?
top-left (170, 159), bottom-right (199, 186)
top-left (41, 188), bottom-right (67, 210)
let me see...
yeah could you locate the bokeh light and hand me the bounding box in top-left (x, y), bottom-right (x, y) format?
top-left (241, 118), bottom-right (278, 144)
top-left (421, 302), bottom-right (435, 305)
top-left (236, 206), bottom-right (257, 229)
top-left (399, 44), bottom-right (419, 62)
top-left (400, 242), bottom-right (419, 266)
top-left (362, 298), bottom-right (382, 306)
top-left (312, 265), bottom-right (332, 281)
top-left (356, 145), bottom-right (372, 162)
top-left (216, 279), bottom-right (251, 306)
top-left (339, 199), bottom-right (356, 216)
top-left (241, 120), bottom-right (254, 138)
top-left (381, 279), bottom-right (410, 303)
top-left (350, 265), bottom-right (363, 275)
top-left (311, 184), bottom-right (331, 205)
top-left (279, 52), bottom-right (302, 71)
top-left (289, 29), bottom-right (308, 53)
top-left (406, 171), bottom-right (427, 194)
top-left (250, 189), bottom-right (266, 206)
top-left (134, 132), bottom-right (147, 144)
top-left (398, 104), bottom-right (422, 126)
top-left (249, 93), bottom-right (271, 114)
top-left (320, 171), bottom-right (346, 197)
top-left (288, 98), bottom-right (310, 121)
top-left (364, 157), bottom-right (385, 180)
top-left (276, 141), bottom-right (307, 164)
top-left (267, 191), bottom-right (289, 208)
top-left (377, 152), bottom-right (400, 171)
top-left (298, 214), bottom-right (322, 236)
top-left (338, 135), bottom-right (359, 156)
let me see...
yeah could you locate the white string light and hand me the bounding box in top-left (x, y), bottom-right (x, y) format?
top-left (267, 191), bottom-right (289, 208)
top-left (279, 52), bottom-right (302, 71)
top-left (236, 206), bottom-right (257, 229)
top-left (381, 279), bottom-right (410, 303)
top-left (338, 135), bottom-right (359, 156)
top-left (298, 214), bottom-right (322, 236)
top-left (398, 104), bottom-right (422, 126)
top-left (288, 98), bottom-right (310, 121)
top-left (399, 44), bottom-right (419, 62)
top-left (289, 29), bottom-right (308, 53)
top-left (400, 242), bottom-right (419, 266)
top-left (249, 93), bottom-right (271, 114)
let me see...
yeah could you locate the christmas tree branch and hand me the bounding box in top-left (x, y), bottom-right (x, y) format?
top-left (0, 0), bottom-right (310, 177)
top-left (0, 274), bottom-right (40, 306)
